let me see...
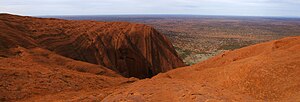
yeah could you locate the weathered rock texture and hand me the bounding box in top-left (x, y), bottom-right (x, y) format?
top-left (103, 36), bottom-right (300, 102)
top-left (0, 47), bottom-right (133, 101)
top-left (0, 14), bottom-right (185, 78)
top-left (3, 14), bottom-right (299, 102)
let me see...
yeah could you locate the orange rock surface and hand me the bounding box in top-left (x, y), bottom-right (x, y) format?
top-left (0, 47), bottom-right (136, 101)
top-left (1, 14), bottom-right (300, 101)
top-left (103, 36), bottom-right (300, 101)
top-left (0, 14), bottom-right (185, 78)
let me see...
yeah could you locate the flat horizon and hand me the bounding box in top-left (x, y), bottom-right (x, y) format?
top-left (33, 14), bottom-right (300, 19)
top-left (1, 0), bottom-right (300, 18)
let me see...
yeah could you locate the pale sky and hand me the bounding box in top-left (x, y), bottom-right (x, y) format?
top-left (0, 0), bottom-right (300, 17)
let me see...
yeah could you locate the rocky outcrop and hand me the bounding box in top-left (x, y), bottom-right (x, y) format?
top-left (103, 36), bottom-right (300, 101)
top-left (1, 14), bottom-right (300, 102)
top-left (0, 47), bottom-right (133, 101)
top-left (0, 14), bottom-right (185, 78)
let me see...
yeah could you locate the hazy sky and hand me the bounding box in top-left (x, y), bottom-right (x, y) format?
top-left (1, 0), bottom-right (300, 17)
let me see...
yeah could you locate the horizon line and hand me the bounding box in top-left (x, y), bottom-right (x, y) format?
top-left (2, 12), bottom-right (300, 19)
top-left (39, 14), bottom-right (300, 19)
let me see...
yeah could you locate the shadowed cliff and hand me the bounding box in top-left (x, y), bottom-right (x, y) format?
top-left (0, 14), bottom-right (185, 78)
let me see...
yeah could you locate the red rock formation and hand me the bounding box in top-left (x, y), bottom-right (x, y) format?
top-left (0, 14), bottom-right (185, 78)
top-left (103, 36), bottom-right (300, 101)
top-left (1, 14), bottom-right (300, 102)
top-left (0, 47), bottom-right (135, 101)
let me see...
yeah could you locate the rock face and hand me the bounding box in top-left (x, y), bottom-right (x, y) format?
top-left (1, 14), bottom-right (300, 102)
top-left (103, 36), bottom-right (300, 102)
top-left (0, 14), bottom-right (185, 78)
top-left (0, 47), bottom-right (135, 101)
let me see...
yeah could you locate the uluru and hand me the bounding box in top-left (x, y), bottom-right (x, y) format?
top-left (0, 14), bottom-right (185, 78)
top-left (1, 13), bottom-right (300, 102)
top-left (103, 36), bottom-right (300, 101)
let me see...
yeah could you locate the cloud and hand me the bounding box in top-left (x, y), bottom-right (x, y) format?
top-left (0, 0), bottom-right (299, 17)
